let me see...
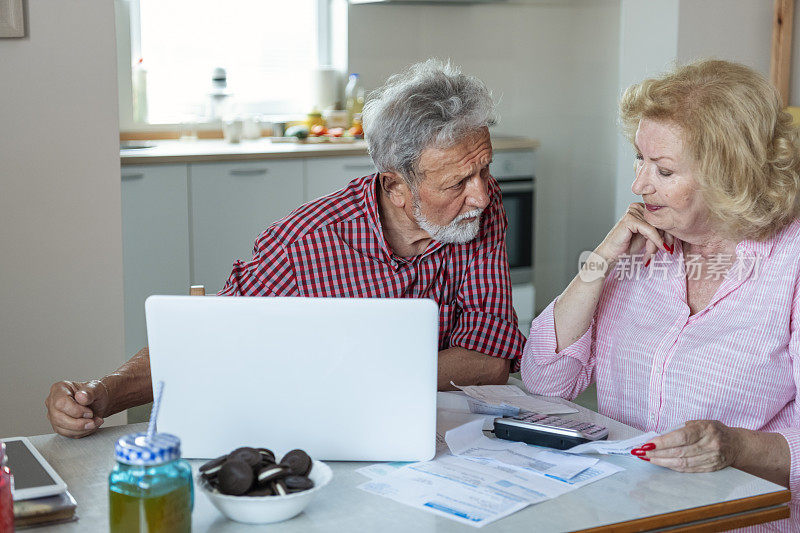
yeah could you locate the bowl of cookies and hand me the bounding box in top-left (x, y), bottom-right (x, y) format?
top-left (197, 446), bottom-right (332, 524)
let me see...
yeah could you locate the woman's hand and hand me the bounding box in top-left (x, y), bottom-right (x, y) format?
top-left (633, 421), bottom-right (790, 486)
top-left (595, 203), bottom-right (674, 268)
top-left (551, 205), bottom-right (676, 354)
top-left (633, 420), bottom-right (742, 472)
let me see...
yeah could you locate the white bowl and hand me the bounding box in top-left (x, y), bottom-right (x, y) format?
top-left (198, 460), bottom-right (333, 524)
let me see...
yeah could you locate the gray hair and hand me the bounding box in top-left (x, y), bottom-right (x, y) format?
top-left (362, 58), bottom-right (498, 186)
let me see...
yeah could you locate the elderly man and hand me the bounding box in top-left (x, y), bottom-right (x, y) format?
top-left (45, 59), bottom-right (526, 438)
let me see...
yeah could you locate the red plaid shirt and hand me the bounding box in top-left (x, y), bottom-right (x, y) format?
top-left (219, 173), bottom-right (524, 363)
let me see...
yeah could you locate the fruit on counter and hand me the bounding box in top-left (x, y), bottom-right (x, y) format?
top-left (328, 127), bottom-right (344, 137)
top-left (349, 124), bottom-right (363, 137)
top-left (310, 124), bottom-right (328, 137)
top-left (285, 125), bottom-right (309, 140)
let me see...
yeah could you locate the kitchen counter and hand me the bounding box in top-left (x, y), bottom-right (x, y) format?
top-left (120, 136), bottom-right (540, 165)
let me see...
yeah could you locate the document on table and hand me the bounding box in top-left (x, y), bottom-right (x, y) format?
top-left (451, 383), bottom-right (578, 415)
top-left (358, 453), bottom-right (560, 527)
top-left (357, 418), bottom-right (624, 527)
top-left (358, 465), bottom-right (531, 528)
top-left (466, 396), bottom-right (521, 417)
top-left (437, 392), bottom-right (510, 426)
top-left (565, 431), bottom-right (660, 455)
top-left (445, 419), bottom-right (599, 481)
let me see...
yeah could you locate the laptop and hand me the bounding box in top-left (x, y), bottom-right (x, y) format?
top-left (145, 295), bottom-right (438, 461)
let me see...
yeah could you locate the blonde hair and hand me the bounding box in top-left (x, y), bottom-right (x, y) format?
top-left (620, 59), bottom-right (800, 241)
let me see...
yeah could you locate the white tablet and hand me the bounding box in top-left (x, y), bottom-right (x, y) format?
top-left (2, 437), bottom-right (67, 500)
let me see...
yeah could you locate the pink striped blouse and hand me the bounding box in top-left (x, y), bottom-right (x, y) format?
top-left (522, 220), bottom-right (800, 530)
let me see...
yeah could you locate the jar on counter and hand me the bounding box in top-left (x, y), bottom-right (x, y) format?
top-left (306, 108), bottom-right (325, 131)
top-left (323, 109), bottom-right (348, 130)
top-left (109, 433), bottom-right (193, 533)
top-left (0, 443), bottom-right (13, 532)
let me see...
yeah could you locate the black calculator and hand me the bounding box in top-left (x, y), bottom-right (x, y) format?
top-left (493, 413), bottom-right (609, 450)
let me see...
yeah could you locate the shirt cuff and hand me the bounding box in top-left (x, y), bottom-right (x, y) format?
top-left (527, 298), bottom-right (594, 366)
top-left (449, 311), bottom-right (525, 364)
top-left (775, 427), bottom-right (800, 497)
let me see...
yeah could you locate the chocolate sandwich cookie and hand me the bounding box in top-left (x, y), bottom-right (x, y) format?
top-left (270, 479), bottom-right (288, 496)
top-left (257, 448), bottom-right (276, 464)
top-left (218, 460), bottom-right (255, 496)
top-left (246, 486), bottom-right (274, 497)
top-left (199, 454), bottom-right (228, 479)
top-left (280, 449), bottom-right (312, 476)
top-left (284, 475), bottom-right (315, 492)
top-left (256, 464), bottom-right (290, 485)
top-left (228, 447), bottom-right (262, 467)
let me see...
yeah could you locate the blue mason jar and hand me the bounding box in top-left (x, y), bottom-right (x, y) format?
top-left (109, 432), bottom-right (193, 532)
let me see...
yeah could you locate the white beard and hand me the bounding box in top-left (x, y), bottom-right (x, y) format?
top-left (413, 200), bottom-right (483, 244)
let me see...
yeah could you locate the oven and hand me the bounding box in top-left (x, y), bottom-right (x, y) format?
top-left (498, 176), bottom-right (535, 285)
top-left (492, 151), bottom-right (535, 286)
top-left (493, 150), bottom-right (536, 330)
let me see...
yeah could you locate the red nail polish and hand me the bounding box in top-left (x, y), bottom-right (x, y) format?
top-left (644, 258), bottom-right (651, 267)
top-left (640, 443), bottom-right (656, 451)
top-left (638, 456), bottom-right (650, 461)
top-left (630, 449), bottom-right (646, 456)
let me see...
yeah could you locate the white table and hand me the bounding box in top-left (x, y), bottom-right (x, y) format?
top-left (26, 399), bottom-right (790, 532)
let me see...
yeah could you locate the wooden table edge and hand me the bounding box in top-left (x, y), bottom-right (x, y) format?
top-left (674, 505), bottom-right (789, 532)
top-left (575, 489), bottom-right (791, 532)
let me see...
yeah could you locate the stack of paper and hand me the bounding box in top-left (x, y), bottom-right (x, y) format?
top-left (358, 419), bottom-right (624, 528)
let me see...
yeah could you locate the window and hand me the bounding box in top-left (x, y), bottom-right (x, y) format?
top-left (132, 0), bottom-right (334, 124)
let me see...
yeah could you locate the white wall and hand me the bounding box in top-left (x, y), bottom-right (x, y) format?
top-left (676, 0), bottom-right (772, 72)
top-left (115, 0), bottom-right (135, 132)
top-left (614, 0), bottom-right (679, 217)
top-left (349, 0), bottom-right (621, 309)
top-left (0, 0), bottom-right (125, 437)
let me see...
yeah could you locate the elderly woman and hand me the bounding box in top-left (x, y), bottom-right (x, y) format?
top-left (522, 59), bottom-right (800, 526)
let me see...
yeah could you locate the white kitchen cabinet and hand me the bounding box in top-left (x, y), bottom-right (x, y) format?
top-left (189, 160), bottom-right (304, 294)
top-left (121, 164), bottom-right (190, 358)
top-left (304, 155), bottom-right (376, 202)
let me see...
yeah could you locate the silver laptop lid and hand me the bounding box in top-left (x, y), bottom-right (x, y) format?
top-left (145, 296), bottom-right (438, 461)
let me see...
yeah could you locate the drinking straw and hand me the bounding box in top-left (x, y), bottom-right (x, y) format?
top-left (146, 380), bottom-right (165, 442)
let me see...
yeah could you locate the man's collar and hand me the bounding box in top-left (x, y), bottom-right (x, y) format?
top-left (362, 173), bottom-right (446, 263)
top-left (362, 173), bottom-right (395, 260)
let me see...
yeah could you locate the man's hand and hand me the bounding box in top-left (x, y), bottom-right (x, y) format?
top-left (633, 420), bottom-right (742, 472)
top-left (45, 380), bottom-right (109, 438)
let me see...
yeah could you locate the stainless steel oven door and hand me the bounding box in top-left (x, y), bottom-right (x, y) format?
top-left (497, 177), bottom-right (534, 285)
